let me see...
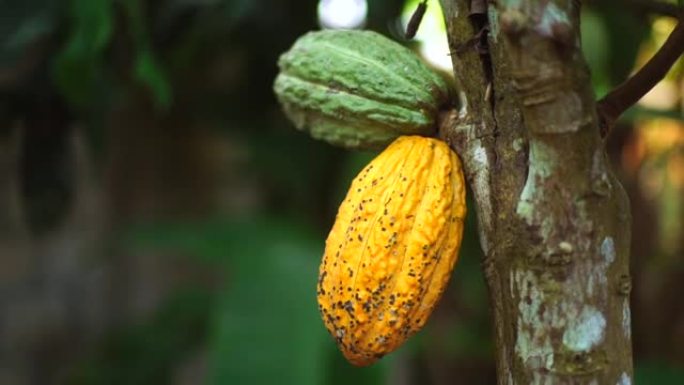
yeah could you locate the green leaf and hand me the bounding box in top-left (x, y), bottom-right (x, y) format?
top-left (121, 0), bottom-right (173, 109)
top-left (580, 8), bottom-right (611, 96)
top-left (53, 0), bottom-right (113, 107)
top-left (205, 219), bottom-right (328, 385)
top-left (134, 50), bottom-right (173, 109)
top-left (592, 0), bottom-right (650, 87)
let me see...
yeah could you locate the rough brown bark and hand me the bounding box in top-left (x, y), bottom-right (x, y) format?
top-left (438, 1), bottom-right (634, 383)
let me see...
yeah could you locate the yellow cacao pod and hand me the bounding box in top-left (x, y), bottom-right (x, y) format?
top-left (317, 135), bottom-right (466, 366)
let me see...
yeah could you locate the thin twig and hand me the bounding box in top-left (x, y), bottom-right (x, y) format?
top-left (597, 16), bottom-right (684, 138)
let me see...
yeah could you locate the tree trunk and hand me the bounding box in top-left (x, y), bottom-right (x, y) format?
top-left (438, 1), bottom-right (634, 383)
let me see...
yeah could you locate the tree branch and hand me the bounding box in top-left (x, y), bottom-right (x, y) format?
top-left (597, 16), bottom-right (684, 137)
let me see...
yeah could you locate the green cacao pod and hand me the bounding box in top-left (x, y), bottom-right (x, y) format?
top-left (273, 30), bottom-right (449, 149)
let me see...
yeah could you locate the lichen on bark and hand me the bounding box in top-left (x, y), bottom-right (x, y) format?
top-left (439, 1), bottom-right (634, 383)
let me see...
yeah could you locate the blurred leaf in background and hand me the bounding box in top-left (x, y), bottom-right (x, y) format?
top-left (590, 0), bottom-right (651, 90)
top-left (580, 7), bottom-right (611, 96)
top-left (636, 361), bottom-right (684, 384)
top-left (207, 219), bottom-right (328, 385)
top-left (121, 0), bottom-right (173, 109)
top-left (66, 287), bottom-right (214, 385)
top-left (123, 217), bottom-right (391, 385)
top-left (53, 0), bottom-right (113, 108)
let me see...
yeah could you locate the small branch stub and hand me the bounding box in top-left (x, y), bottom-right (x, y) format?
top-left (405, 1), bottom-right (428, 39)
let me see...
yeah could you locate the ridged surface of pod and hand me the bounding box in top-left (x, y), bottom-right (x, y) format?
top-left (274, 30), bottom-right (449, 149)
top-left (317, 136), bottom-right (466, 366)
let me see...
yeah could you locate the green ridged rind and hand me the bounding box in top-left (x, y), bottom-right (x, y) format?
top-left (274, 74), bottom-right (431, 148)
top-left (274, 29), bottom-right (449, 149)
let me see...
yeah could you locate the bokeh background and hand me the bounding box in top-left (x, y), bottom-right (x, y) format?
top-left (0, 0), bottom-right (683, 384)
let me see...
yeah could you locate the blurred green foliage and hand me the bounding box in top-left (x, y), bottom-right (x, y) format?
top-left (202, 219), bottom-right (327, 385)
top-left (636, 361), bottom-right (684, 384)
top-left (121, 0), bottom-right (172, 109)
top-left (53, 0), bottom-right (114, 108)
top-left (116, 217), bottom-right (391, 385)
top-left (67, 287), bottom-right (214, 385)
